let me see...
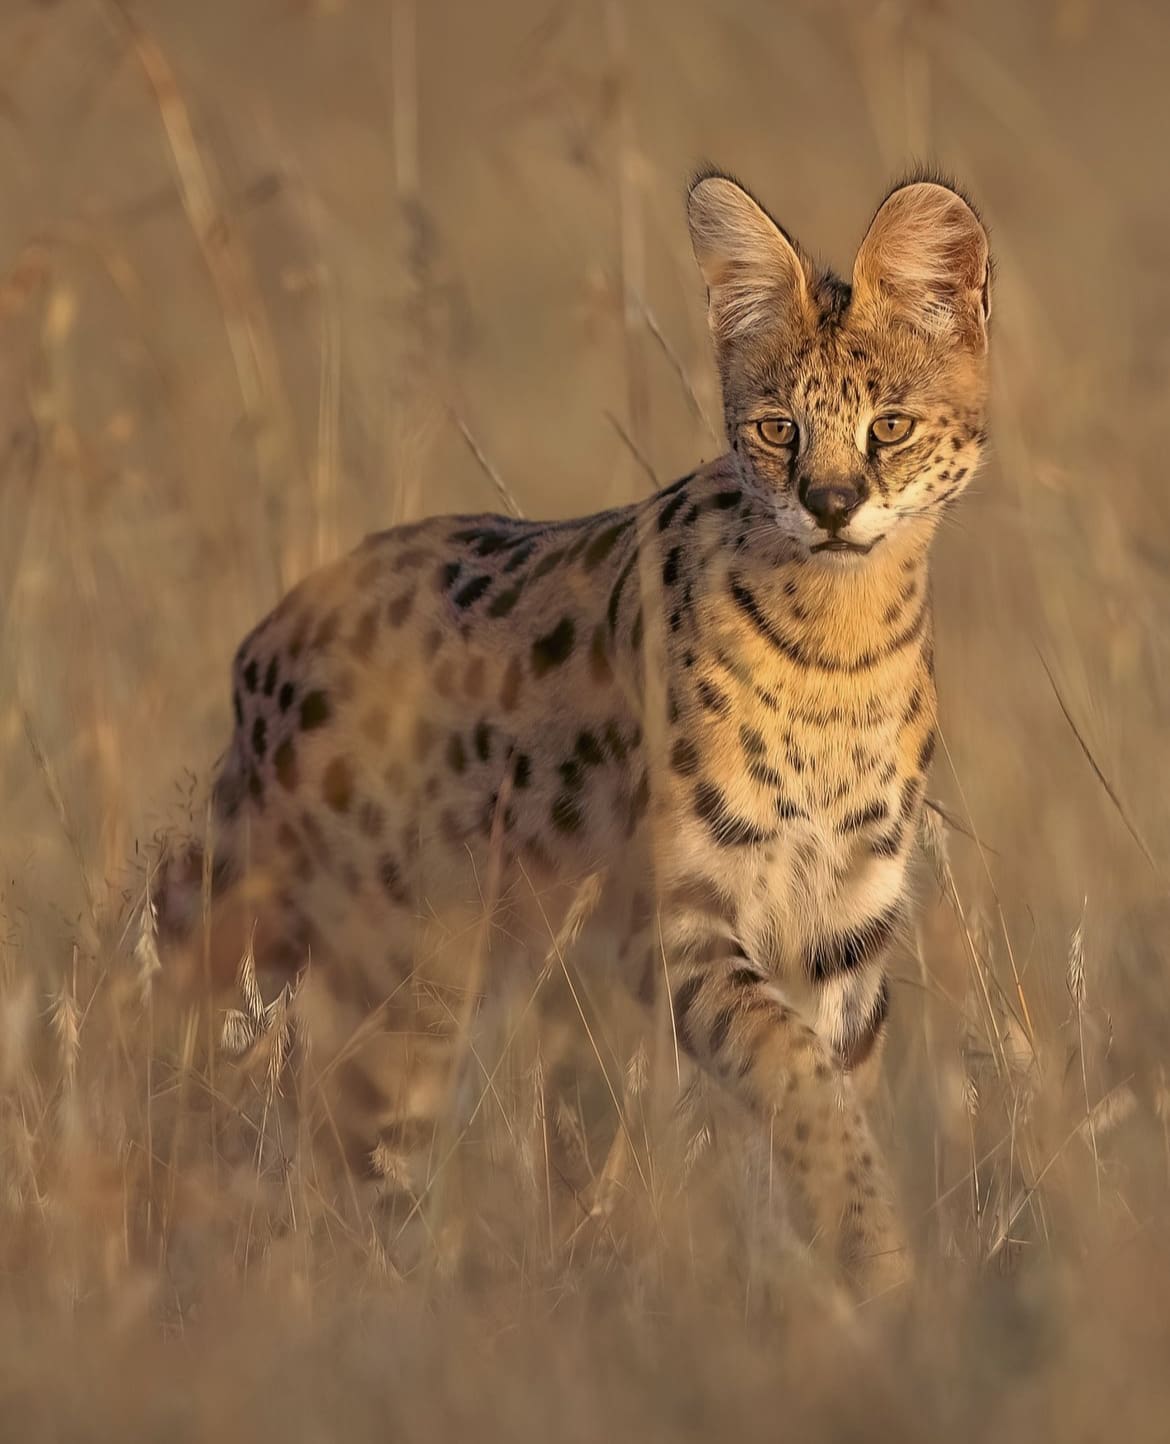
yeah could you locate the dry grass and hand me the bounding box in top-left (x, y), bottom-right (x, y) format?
top-left (3, 0), bottom-right (1170, 1437)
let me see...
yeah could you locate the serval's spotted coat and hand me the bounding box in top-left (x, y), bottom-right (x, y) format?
top-left (160, 172), bottom-right (991, 1295)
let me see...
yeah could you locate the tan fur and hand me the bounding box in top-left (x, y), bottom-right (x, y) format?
top-left (158, 173), bottom-right (991, 1296)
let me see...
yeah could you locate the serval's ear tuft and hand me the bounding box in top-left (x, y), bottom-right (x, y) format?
top-left (852, 180), bottom-right (990, 349)
top-left (687, 172), bottom-right (812, 358)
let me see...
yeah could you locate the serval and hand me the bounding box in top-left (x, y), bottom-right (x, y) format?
top-left (159, 171), bottom-right (991, 1295)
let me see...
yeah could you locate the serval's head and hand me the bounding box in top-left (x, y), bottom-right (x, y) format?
top-left (688, 170), bottom-right (991, 564)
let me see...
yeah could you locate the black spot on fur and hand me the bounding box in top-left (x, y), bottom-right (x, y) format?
top-left (503, 541), bottom-right (536, 574)
top-left (323, 756), bottom-right (354, 812)
top-left (740, 724), bottom-right (765, 757)
top-left (870, 827), bottom-right (904, 858)
top-left (728, 966), bottom-right (764, 989)
top-left (447, 734), bottom-right (467, 773)
top-left (278, 681), bottom-right (295, 713)
top-left (697, 679), bottom-right (729, 715)
top-left (251, 716), bottom-right (267, 759)
top-left (551, 793), bottom-right (583, 834)
top-left (746, 755), bottom-right (785, 789)
top-left (670, 736), bottom-right (700, 776)
top-left (576, 731), bottom-right (605, 766)
top-left (584, 520), bottom-right (630, 570)
top-left (531, 618), bottom-right (576, 675)
top-left (263, 657), bottom-right (279, 696)
top-left (513, 753), bottom-right (532, 788)
top-left (806, 910), bottom-right (898, 982)
top-left (711, 489), bottom-right (742, 510)
top-left (840, 800), bottom-right (887, 833)
top-left (243, 659), bottom-right (259, 693)
top-left (300, 691), bottom-right (330, 730)
top-left (489, 584), bottom-right (524, 619)
top-left (694, 781), bottom-right (776, 847)
top-left (658, 490), bottom-right (689, 531)
top-left (474, 721), bottom-right (493, 763)
top-left (533, 548), bottom-right (567, 580)
top-left (454, 574), bottom-right (492, 609)
top-left (379, 854), bottom-right (408, 905)
top-left (603, 722), bottom-right (628, 764)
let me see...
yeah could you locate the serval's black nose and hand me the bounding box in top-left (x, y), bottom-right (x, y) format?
top-left (798, 477), bottom-right (868, 533)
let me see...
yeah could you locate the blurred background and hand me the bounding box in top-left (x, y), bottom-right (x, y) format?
top-left (3, 1), bottom-right (1170, 1438)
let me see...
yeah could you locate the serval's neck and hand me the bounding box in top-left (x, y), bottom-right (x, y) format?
top-left (710, 507), bottom-right (936, 690)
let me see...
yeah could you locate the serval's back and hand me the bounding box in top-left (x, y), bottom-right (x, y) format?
top-left (160, 171), bottom-right (991, 1295)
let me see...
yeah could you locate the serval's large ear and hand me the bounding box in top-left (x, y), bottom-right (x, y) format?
top-left (852, 180), bottom-right (990, 350)
top-left (687, 172), bottom-right (813, 363)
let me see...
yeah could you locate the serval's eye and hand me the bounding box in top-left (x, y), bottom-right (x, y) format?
top-left (756, 418), bottom-right (798, 448)
top-left (869, 414), bottom-right (915, 446)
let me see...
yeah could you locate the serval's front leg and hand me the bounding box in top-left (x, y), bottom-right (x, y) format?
top-left (659, 905), bottom-right (910, 1296)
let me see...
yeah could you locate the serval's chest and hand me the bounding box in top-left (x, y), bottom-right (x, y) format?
top-left (658, 547), bottom-right (935, 979)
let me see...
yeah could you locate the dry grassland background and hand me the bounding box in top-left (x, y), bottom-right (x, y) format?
top-left (3, 0), bottom-right (1170, 1438)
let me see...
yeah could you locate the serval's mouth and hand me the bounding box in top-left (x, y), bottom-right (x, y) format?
top-left (809, 536), bottom-right (876, 556)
